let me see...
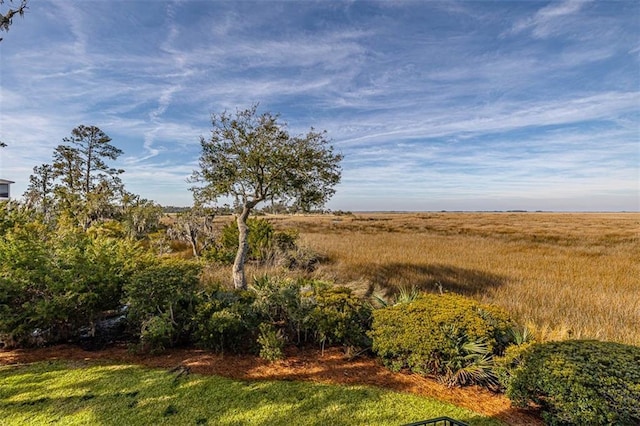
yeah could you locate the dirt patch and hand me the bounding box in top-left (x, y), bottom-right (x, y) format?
top-left (0, 344), bottom-right (541, 425)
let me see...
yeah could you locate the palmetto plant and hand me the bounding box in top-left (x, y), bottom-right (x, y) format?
top-left (440, 325), bottom-right (499, 388)
top-left (509, 324), bottom-right (534, 345)
top-left (371, 286), bottom-right (421, 308)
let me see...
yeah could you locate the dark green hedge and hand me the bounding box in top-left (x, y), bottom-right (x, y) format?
top-left (508, 340), bottom-right (640, 425)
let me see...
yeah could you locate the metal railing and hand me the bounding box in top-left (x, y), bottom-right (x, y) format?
top-left (403, 417), bottom-right (469, 426)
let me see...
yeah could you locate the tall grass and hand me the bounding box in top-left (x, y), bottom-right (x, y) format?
top-left (266, 212), bottom-right (639, 346)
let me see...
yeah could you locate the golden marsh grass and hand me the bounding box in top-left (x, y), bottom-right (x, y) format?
top-left (266, 212), bottom-right (640, 346)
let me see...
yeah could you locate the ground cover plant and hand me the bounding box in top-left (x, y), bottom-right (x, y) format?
top-left (507, 340), bottom-right (640, 425)
top-left (271, 212), bottom-right (640, 345)
top-left (0, 361), bottom-right (502, 426)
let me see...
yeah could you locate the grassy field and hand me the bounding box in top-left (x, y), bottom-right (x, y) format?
top-left (261, 212), bottom-right (640, 346)
top-left (0, 361), bottom-right (501, 426)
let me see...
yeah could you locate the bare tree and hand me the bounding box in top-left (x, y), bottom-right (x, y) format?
top-left (0, 0), bottom-right (27, 42)
top-left (191, 104), bottom-right (342, 289)
top-left (167, 207), bottom-right (216, 258)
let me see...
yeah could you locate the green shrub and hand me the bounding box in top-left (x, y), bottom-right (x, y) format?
top-left (140, 313), bottom-right (175, 354)
top-left (280, 245), bottom-right (322, 271)
top-left (439, 328), bottom-right (497, 387)
top-left (193, 276), bottom-right (372, 355)
top-left (311, 286), bottom-right (372, 350)
top-left (205, 218), bottom-right (276, 264)
top-left (0, 221), bottom-right (145, 347)
top-left (371, 286), bottom-right (421, 308)
top-left (507, 340), bottom-right (640, 425)
top-left (192, 289), bottom-right (259, 353)
top-left (257, 322), bottom-right (286, 362)
top-left (250, 276), bottom-right (315, 344)
top-left (124, 258), bottom-right (202, 351)
top-left (251, 277), bottom-right (371, 351)
top-left (370, 293), bottom-right (516, 386)
top-left (493, 340), bottom-right (536, 391)
top-left (204, 219), bottom-right (318, 270)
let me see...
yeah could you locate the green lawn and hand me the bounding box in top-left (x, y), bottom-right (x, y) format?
top-left (0, 361), bottom-right (503, 425)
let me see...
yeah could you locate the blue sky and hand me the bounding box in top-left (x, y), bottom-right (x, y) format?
top-left (1, 0), bottom-right (638, 211)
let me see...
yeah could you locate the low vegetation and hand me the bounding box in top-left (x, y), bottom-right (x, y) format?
top-left (0, 217), bottom-right (147, 347)
top-left (2, 148), bottom-right (639, 426)
top-left (507, 340), bottom-right (640, 425)
top-left (271, 212), bottom-right (640, 346)
top-left (0, 361), bottom-right (501, 426)
top-left (370, 293), bottom-right (518, 388)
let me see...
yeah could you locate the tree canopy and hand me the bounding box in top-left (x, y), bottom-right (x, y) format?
top-left (191, 105), bottom-right (342, 212)
top-left (51, 125), bottom-right (125, 228)
top-left (191, 104), bottom-right (342, 289)
top-left (23, 125), bottom-right (158, 233)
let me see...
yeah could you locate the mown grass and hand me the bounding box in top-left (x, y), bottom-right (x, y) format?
top-left (263, 212), bottom-right (640, 346)
top-left (0, 361), bottom-right (501, 426)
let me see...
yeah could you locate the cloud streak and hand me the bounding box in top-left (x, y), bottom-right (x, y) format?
top-left (0, 0), bottom-right (637, 211)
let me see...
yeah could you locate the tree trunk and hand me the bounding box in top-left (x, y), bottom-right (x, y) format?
top-left (232, 205), bottom-right (252, 290)
top-left (187, 224), bottom-right (199, 258)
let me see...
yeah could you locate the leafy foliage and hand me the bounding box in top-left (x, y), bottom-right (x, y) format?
top-left (257, 322), bottom-right (286, 362)
top-left (23, 163), bottom-right (56, 220)
top-left (371, 286), bottom-right (421, 308)
top-left (190, 276), bottom-right (371, 355)
top-left (124, 259), bottom-right (202, 352)
top-left (0, 0), bottom-right (27, 41)
top-left (20, 125), bottom-right (162, 242)
top-left (51, 125), bottom-right (126, 229)
top-left (493, 327), bottom-right (536, 390)
top-left (369, 293), bottom-right (516, 387)
top-left (166, 207), bottom-right (217, 257)
top-left (250, 275), bottom-right (315, 344)
top-left (438, 327), bottom-right (498, 388)
top-left (191, 104), bottom-right (342, 289)
top-left (507, 340), bottom-right (640, 425)
top-left (205, 218), bottom-right (311, 269)
top-left (251, 277), bottom-right (372, 351)
top-left (0, 218), bottom-right (145, 347)
top-left (191, 104), bottom-right (342, 212)
top-left (140, 313), bottom-right (175, 354)
top-left (192, 289), bottom-right (259, 353)
top-left (310, 286), bottom-right (372, 350)
top-left (118, 195), bottom-right (164, 240)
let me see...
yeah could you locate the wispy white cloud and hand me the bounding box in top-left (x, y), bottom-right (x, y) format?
top-left (330, 92), bottom-right (639, 147)
top-left (1, 0), bottom-right (637, 210)
top-left (508, 0), bottom-right (589, 38)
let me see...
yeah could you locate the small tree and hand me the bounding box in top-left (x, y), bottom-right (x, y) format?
top-left (191, 104), bottom-right (342, 289)
top-left (167, 206), bottom-right (217, 257)
top-left (52, 125), bottom-right (124, 229)
top-left (119, 194), bottom-right (164, 239)
top-left (23, 164), bottom-right (55, 220)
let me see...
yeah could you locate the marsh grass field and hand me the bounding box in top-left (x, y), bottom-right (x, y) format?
top-left (258, 212), bottom-right (639, 346)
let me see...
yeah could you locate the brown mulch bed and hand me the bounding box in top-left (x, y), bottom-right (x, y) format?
top-left (0, 344), bottom-right (541, 426)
